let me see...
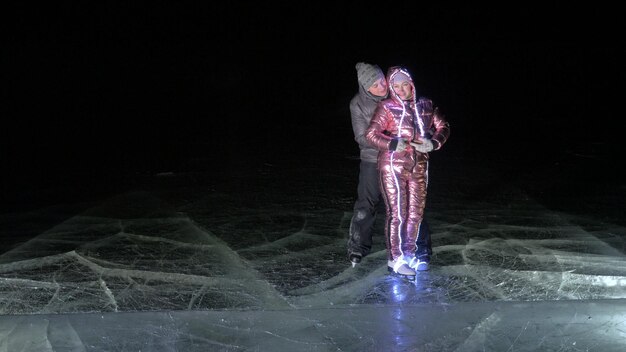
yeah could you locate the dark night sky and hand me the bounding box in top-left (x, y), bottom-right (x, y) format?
top-left (4, 2), bottom-right (624, 187)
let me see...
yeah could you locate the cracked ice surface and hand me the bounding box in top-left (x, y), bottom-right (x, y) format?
top-left (1, 157), bottom-right (626, 313)
top-left (0, 154), bottom-right (625, 350)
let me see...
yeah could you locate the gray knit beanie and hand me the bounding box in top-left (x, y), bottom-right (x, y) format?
top-left (356, 62), bottom-right (384, 89)
top-left (391, 72), bottom-right (410, 84)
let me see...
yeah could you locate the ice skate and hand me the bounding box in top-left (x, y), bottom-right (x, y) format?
top-left (387, 259), bottom-right (416, 279)
top-left (414, 260), bottom-right (429, 271)
top-left (349, 252), bottom-right (362, 268)
top-left (408, 255), bottom-right (430, 272)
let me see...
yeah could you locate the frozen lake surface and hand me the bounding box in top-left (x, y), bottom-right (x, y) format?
top-left (1, 151), bottom-right (625, 351)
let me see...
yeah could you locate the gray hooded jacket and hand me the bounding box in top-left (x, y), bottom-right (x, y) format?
top-left (349, 84), bottom-right (388, 163)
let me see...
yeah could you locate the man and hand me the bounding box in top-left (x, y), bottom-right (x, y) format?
top-left (347, 62), bottom-right (433, 268)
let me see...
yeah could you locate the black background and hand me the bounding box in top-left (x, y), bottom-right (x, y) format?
top-left (4, 2), bottom-right (624, 198)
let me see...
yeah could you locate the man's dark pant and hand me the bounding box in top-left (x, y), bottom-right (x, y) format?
top-left (347, 161), bottom-right (380, 257)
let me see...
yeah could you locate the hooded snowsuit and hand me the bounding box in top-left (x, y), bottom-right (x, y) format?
top-left (365, 67), bottom-right (450, 264)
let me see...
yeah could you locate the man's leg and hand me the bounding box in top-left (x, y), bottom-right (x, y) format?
top-left (347, 161), bottom-right (380, 262)
top-left (415, 219), bottom-right (432, 260)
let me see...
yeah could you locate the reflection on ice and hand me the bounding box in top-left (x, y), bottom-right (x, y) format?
top-left (1, 300), bottom-right (625, 351)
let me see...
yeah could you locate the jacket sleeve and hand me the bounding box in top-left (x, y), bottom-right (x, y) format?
top-left (365, 104), bottom-right (394, 151)
top-left (350, 101), bottom-right (371, 149)
top-left (430, 107), bottom-right (450, 150)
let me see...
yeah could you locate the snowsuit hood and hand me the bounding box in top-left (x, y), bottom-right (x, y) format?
top-left (387, 66), bottom-right (417, 108)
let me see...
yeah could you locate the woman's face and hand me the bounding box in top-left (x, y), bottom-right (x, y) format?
top-left (367, 77), bottom-right (388, 97)
top-left (392, 81), bottom-right (413, 101)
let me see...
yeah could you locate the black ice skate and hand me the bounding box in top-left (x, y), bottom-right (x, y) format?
top-left (349, 253), bottom-right (362, 268)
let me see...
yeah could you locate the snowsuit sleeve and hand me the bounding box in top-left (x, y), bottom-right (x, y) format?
top-left (430, 107), bottom-right (450, 151)
top-left (365, 103), bottom-right (395, 151)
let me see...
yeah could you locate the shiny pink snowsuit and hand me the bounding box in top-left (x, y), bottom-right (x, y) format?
top-left (365, 67), bottom-right (450, 262)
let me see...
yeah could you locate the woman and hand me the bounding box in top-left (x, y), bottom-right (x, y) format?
top-left (365, 66), bottom-right (450, 277)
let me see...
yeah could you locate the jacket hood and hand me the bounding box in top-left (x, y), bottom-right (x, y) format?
top-left (386, 66), bottom-right (416, 106)
top-left (386, 66), bottom-right (427, 138)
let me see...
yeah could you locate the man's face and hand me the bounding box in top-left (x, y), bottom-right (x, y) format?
top-left (367, 77), bottom-right (388, 97)
top-left (392, 81), bottom-right (413, 101)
